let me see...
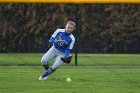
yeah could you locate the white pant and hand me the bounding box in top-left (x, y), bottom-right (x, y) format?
top-left (41, 46), bottom-right (64, 70)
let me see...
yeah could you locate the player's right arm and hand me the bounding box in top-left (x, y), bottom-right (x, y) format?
top-left (49, 29), bottom-right (62, 44)
top-left (49, 37), bottom-right (55, 44)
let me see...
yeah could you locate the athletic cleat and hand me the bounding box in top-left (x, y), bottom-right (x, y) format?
top-left (44, 76), bottom-right (48, 80)
top-left (39, 76), bottom-right (45, 80)
top-left (39, 76), bottom-right (48, 80)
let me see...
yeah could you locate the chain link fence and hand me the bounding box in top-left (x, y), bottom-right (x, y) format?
top-left (0, 3), bottom-right (140, 66)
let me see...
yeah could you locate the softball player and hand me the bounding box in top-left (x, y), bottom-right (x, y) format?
top-left (39, 21), bottom-right (76, 80)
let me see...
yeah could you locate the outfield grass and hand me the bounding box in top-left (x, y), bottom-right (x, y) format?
top-left (0, 54), bottom-right (139, 93)
top-left (0, 66), bottom-right (140, 93)
top-left (0, 53), bottom-right (140, 66)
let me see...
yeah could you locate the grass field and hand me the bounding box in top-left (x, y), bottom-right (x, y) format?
top-left (0, 53), bottom-right (140, 66)
top-left (0, 54), bottom-right (140, 93)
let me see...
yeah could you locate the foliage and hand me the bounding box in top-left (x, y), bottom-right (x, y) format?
top-left (0, 4), bottom-right (139, 53)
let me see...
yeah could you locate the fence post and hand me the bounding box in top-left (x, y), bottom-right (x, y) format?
top-left (75, 4), bottom-right (78, 66)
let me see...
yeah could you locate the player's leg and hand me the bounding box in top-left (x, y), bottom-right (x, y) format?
top-left (39, 47), bottom-right (56, 80)
top-left (52, 54), bottom-right (64, 70)
top-left (41, 46), bottom-right (56, 71)
top-left (41, 54), bottom-right (64, 79)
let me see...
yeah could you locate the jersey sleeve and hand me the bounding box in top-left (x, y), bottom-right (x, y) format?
top-left (49, 37), bottom-right (55, 44)
top-left (64, 35), bottom-right (75, 58)
top-left (49, 29), bottom-right (60, 44)
top-left (51, 29), bottom-right (60, 38)
top-left (64, 48), bottom-right (70, 58)
top-left (69, 35), bottom-right (75, 49)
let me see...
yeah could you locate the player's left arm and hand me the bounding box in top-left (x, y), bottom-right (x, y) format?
top-left (61, 35), bottom-right (75, 64)
top-left (64, 48), bottom-right (71, 58)
top-left (61, 46), bottom-right (73, 64)
top-left (64, 35), bottom-right (75, 57)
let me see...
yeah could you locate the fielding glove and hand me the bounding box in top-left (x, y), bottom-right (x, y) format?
top-left (61, 56), bottom-right (72, 64)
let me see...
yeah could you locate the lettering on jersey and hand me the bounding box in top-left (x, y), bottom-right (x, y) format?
top-left (56, 33), bottom-right (69, 46)
top-left (59, 41), bottom-right (63, 46)
top-left (56, 34), bottom-right (61, 40)
top-left (56, 33), bottom-right (64, 46)
top-left (64, 41), bottom-right (68, 45)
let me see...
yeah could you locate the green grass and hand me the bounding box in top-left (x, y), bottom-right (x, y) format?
top-left (0, 53), bottom-right (140, 66)
top-left (0, 53), bottom-right (42, 66)
top-left (79, 54), bottom-right (140, 66)
top-left (0, 66), bottom-right (140, 93)
top-left (0, 53), bottom-right (140, 93)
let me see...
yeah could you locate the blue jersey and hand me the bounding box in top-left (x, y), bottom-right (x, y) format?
top-left (49, 29), bottom-right (75, 58)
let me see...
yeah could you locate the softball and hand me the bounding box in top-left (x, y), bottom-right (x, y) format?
top-left (66, 78), bottom-right (72, 82)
